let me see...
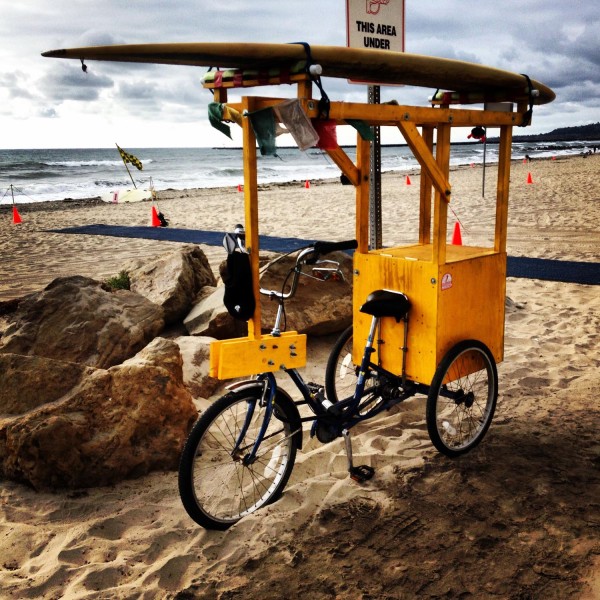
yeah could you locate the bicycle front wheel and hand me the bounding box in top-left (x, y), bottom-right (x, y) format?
top-left (426, 340), bottom-right (498, 457)
top-left (178, 389), bottom-right (298, 530)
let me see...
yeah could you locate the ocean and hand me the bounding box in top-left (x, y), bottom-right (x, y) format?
top-left (0, 141), bottom-right (594, 204)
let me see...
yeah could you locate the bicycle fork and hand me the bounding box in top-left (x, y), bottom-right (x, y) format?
top-left (234, 373), bottom-right (276, 466)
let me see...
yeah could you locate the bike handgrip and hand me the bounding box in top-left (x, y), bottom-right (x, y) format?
top-left (313, 239), bottom-right (358, 256)
top-left (305, 240), bottom-right (357, 264)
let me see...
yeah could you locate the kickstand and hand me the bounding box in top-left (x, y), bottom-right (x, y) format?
top-left (342, 429), bottom-right (375, 483)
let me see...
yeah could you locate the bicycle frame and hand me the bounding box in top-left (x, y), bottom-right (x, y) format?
top-left (236, 333), bottom-right (429, 460)
top-left (228, 233), bottom-right (428, 472)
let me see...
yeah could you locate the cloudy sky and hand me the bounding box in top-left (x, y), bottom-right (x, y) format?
top-left (0, 0), bottom-right (597, 148)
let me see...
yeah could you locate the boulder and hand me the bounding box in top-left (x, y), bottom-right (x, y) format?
top-left (0, 338), bottom-right (197, 490)
top-left (184, 250), bottom-right (353, 337)
top-left (0, 276), bottom-right (164, 369)
top-left (259, 250), bottom-right (353, 335)
top-left (127, 245), bottom-right (216, 325)
top-left (184, 286), bottom-right (247, 340)
top-left (173, 335), bottom-right (220, 399)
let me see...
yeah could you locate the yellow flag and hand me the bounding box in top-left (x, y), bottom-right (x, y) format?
top-left (116, 145), bottom-right (143, 171)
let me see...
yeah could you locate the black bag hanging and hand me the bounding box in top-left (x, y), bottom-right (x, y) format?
top-left (222, 251), bottom-right (256, 321)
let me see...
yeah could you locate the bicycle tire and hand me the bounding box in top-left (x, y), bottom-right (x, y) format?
top-left (426, 339), bottom-right (498, 457)
top-left (178, 389), bottom-right (298, 529)
top-left (325, 325), bottom-right (378, 404)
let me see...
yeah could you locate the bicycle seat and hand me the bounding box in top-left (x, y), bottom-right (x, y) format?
top-left (360, 289), bottom-right (410, 322)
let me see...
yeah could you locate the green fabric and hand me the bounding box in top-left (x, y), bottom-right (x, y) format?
top-left (346, 119), bottom-right (375, 142)
top-left (249, 108), bottom-right (278, 156)
top-left (208, 102), bottom-right (232, 139)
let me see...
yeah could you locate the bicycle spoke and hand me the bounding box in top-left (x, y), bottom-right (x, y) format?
top-left (180, 390), bottom-right (298, 528)
top-left (427, 341), bottom-right (497, 457)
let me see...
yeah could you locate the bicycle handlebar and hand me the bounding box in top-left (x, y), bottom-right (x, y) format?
top-left (259, 238), bottom-right (357, 302)
top-left (306, 239), bottom-right (358, 264)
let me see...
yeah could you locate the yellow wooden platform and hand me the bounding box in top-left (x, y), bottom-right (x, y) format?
top-left (209, 332), bottom-right (307, 380)
top-left (353, 245), bottom-right (506, 384)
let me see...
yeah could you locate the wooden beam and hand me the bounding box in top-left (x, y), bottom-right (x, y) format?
top-left (419, 126), bottom-right (434, 244)
top-left (432, 123), bottom-right (451, 265)
top-left (329, 102), bottom-right (528, 127)
top-left (355, 132), bottom-right (371, 253)
top-left (212, 88), bottom-right (228, 103)
top-left (397, 121), bottom-right (451, 203)
top-left (495, 125), bottom-right (513, 253)
top-left (297, 78), bottom-right (313, 100)
top-left (242, 96), bottom-right (262, 339)
top-left (222, 99), bottom-right (527, 128)
top-left (325, 147), bottom-right (360, 186)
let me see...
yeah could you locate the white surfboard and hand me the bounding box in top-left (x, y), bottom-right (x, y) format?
top-left (101, 188), bottom-right (152, 204)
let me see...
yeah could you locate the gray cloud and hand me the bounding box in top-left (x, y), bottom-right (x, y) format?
top-left (0, 0), bottom-right (598, 146)
top-left (40, 64), bottom-right (114, 102)
top-left (39, 107), bottom-right (59, 118)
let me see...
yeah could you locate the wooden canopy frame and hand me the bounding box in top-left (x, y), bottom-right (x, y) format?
top-left (208, 75), bottom-right (525, 382)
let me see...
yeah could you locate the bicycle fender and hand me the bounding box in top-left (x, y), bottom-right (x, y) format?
top-left (225, 379), bottom-right (264, 394)
top-left (224, 380), bottom-right (303, 450)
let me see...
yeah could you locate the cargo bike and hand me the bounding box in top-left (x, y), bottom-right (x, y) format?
top-left (176, 52), bottom-right (549, 529)
top-left (40, 39), bottom-right (554, 530)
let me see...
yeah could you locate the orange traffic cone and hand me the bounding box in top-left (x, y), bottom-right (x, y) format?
top-left (451, 222), bottom-right (462, 245)
top-left (237, 184), bottom-right (243, 192)
top-left (526, 172), bottom-right (533, 184)
top-left (151, 206), bottom-right (161, 227)
top-left (12, 205), bottom-right (22, 224)
top-left (304, 180), bottom-right (310, 189)
top-left (406, 175), bottom-right (411, 185)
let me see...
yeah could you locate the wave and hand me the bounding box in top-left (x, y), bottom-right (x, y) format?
top-left (44, 158), bottom-right (154, 167)
top-left (0, 143), bottom-right (591, 203)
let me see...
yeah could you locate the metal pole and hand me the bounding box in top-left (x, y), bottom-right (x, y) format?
top-left (482, 129), bottom-right (487, 198)
top-left (369, 85), bottom-right (382, 250)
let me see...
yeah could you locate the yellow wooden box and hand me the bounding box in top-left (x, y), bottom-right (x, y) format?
top-left (352, 244), bottom-right (506, 385)
top-left (209, 332), bottom-right (307, 380)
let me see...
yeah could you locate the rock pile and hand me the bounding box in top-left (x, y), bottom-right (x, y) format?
top-left (0, 244), bottom-right (352, 490)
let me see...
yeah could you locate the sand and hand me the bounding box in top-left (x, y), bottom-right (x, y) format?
top-left (0, 154), bottom-right (599, 599)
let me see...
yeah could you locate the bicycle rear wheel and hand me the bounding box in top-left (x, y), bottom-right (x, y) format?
top-left (178, 389), bottom-right (298, 529)
top-left (426, 340), bottom-right (497, 457)
top-left (325, 326), bottom-right (376, 403)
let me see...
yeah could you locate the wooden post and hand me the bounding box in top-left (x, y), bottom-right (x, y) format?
top-left (432, 123), bottom-right (451, 265)
top-left (241, 96), bottom-right (262, 340)
top-left (495, 125), bottom-right (513, 254)
top-left (355, 132), bottom-right (371, 254)
top-left (419, 126), bottom-right (434, 245)
top-left (213, 88), bottom-right (228, 104)
top-left (297, 79), bottom-right (312, 100)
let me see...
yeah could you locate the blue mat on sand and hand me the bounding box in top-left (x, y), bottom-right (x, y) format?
top-left (50, 224), bottom-right (312, 255)
top-left (50, 224), bottom-right (600, 286)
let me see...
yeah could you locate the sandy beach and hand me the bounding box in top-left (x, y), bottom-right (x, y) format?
top-left (0, 154), bottom-right (599, 598)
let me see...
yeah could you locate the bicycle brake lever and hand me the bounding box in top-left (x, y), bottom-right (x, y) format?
top-left (311, 260), bottom-right (345, 282)
top-left (311, 267), bottom-right (345, 282)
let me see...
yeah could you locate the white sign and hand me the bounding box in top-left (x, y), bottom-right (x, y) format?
top-left (346, 0), bottom-right (405, 53)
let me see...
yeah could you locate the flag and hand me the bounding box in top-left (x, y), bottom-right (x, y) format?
top-left (116, 145), bottom-right (143, 170)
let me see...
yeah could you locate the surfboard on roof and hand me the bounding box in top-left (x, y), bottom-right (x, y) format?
top-left (42, 42), bottom-right (555, 105)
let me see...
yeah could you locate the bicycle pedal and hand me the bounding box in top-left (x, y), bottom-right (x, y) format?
top-left (349, 465), bottom-right (375, 483)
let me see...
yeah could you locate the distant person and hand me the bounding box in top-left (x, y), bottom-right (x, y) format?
top-left (525, 154), bottom-right (531, 162)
